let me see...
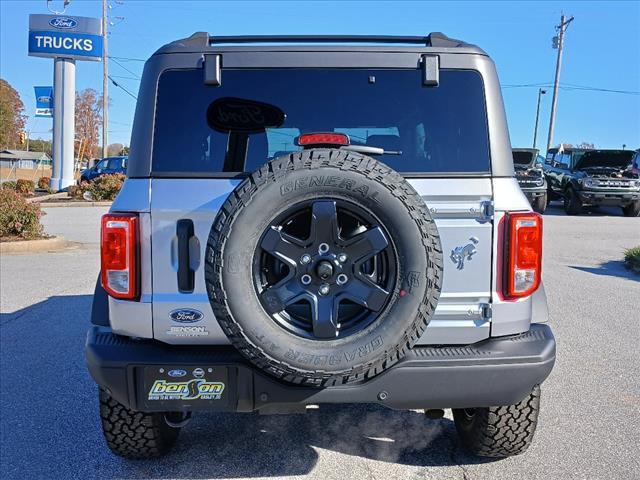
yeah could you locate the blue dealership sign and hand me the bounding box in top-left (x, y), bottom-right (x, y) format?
top-left (29, 31), bottom-right (103, 60)
top-left (34, 86), bottom-right (53, 117)
top-left (28, 14), bottom-right (102, 62)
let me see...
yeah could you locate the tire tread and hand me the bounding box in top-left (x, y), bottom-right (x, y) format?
top-left (453, 385), bottom-right (541, 457)
top-left (98, 389), bottom-right (179, 459)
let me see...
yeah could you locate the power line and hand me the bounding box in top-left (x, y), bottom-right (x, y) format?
top-left (108, 76), bottom-right (138, 100)
top-left (502, 82), bottom-right (639, 95)
top-left (109, 74), bottom-right (140, 81)
top-left (110, 58), bottom-right (141, 79)
top-left (110, 55), bottom-right (146, 62)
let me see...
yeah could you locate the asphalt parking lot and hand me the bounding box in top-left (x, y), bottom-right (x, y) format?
top-left (1, 203), bottom-right (639, 480)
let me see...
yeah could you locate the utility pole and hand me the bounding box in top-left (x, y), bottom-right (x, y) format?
top-left (102, 0), bottom-right (109, 161)
top-left (533, 88), bottom-right (546, 150)
top-left (546, 14), bottom-right (574, 152)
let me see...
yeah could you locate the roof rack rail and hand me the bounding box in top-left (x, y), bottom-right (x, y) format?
top-left (207, 33), bottom-right (466, 48)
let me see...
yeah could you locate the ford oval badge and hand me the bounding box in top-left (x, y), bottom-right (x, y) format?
top-left (49, 17), bottom-right (78, 29)
top-left (168, 369), bottom-right (187, 378)
top-left (169, 308), bottom-right (204, 323)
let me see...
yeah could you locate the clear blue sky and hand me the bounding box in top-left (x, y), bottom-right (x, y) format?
top-left (1, 0), bottom-right (639, 150)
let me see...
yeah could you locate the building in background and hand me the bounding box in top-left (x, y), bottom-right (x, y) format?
top-left (0, 149), bottom-right (52, 180)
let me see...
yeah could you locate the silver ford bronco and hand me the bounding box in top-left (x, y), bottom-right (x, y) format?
top-left (86, 33), bottom-right (555, 459)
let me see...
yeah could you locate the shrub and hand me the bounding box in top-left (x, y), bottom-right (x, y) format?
top-left (0, 189), bottom-right (44, 240)
top-left (2, 181), bottom-right (17, 191)
top-left (15, 179), bottom-right (35, 196)
top-left (38, 176), bottom-right (51, 190)
top-left (68, 183), bottom-right (86, 199)
top-left (624, 246), bottom-right (640, 274)
top-left (86, 173), bottom-right (125, 201)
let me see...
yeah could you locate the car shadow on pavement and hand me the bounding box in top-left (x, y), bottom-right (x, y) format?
top-left (0, 295), bottom-right (496, 480)
top-left (570, 261), bottom-right (638, 281)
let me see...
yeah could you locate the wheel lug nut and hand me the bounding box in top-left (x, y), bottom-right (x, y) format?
top-left (318, 243), bottom-right (330, 255)
top-left (301, 274), bottom-right (312, 285)
top-left (336, 274), bottom-right (348, 285)
top-left (300, 254), bottom-right (312, 265)
top-left (338, 253), bottom-right (348, 263)
top-left (319, 284), bottom-right (330, 296)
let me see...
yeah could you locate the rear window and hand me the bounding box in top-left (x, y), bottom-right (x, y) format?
top-left (152, 69), bottom-right (490, 175)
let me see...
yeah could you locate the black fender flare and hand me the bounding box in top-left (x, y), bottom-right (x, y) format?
top-left (91, 275), bottom-right (110, 327)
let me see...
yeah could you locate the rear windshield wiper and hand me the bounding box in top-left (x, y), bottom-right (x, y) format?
top-left (341, 145), bottom-right (403, 156)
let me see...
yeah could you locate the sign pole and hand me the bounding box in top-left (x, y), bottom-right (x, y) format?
top-left (50, 57), bottom-right (76, 190)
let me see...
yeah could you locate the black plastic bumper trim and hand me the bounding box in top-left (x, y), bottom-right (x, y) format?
top-left (85, 323), bottom-right (556, 412)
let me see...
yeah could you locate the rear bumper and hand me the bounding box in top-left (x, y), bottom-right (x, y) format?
top-left (578, 189), bottom-right (640, 206)
top-left (86, 323), bottom-right (556, 412)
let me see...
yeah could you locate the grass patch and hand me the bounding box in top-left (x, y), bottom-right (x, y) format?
top-left (624, 246), bottom-right (640, 274)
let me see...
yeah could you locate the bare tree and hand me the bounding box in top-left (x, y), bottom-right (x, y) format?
top-left (107, 143), bottom-right (125, 156)
top-left (75, 88), bottom-right (103, 160)
top-left (0, 79), bottom-right (26, 149)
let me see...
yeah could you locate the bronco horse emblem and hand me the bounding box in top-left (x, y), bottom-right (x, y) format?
top-left (450, 237), bottom-right (479, 270)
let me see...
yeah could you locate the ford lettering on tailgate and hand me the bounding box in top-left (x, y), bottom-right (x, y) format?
top-left (169, 308), bottom-right (203, 323)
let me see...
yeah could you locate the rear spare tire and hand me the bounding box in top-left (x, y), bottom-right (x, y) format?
top-left (205, 149), bottom-right (443, 386)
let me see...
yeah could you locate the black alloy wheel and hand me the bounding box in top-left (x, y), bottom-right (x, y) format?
top-left (254, 199), bottom-right (397, 340)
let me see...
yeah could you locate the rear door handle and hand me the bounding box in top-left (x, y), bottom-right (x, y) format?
top-left (176, 219), bottom-right (195, 293)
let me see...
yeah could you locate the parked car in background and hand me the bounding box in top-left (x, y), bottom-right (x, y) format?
top-left (543, 148), bottom-right (640, 216)
top-left (512, 148), bottom-right (547, 213)
top-left (80, 156), bottom-right (128, 183)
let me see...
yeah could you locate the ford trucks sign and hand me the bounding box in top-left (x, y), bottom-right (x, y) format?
top-left (28, 14), bottom-right (102, 61)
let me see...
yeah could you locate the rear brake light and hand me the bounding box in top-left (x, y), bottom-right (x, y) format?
top-left (101, 213), bottom-right (138, 300)
top-left (296, 132), bottom-right (350, 147)
top-left (505, 212), bottom-right (542, 298)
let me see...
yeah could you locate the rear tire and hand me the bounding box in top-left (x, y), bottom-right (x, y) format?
top-left (563, 187), bottom-right (582, 215)
top-left (532, 193), bottom-right (547, 214)
top-left (99, 389), bottom-right (180, 459)
top-left (453, 385), bottom-right (541, 458)
top-left (622, 201), bottom-right (640, 217)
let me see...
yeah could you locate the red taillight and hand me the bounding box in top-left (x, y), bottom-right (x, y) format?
top-left (101, 213), bottom-right (138, 300)
top-left (504, 212), bottom-right (542, 299)
top-left (296, 132), bottom-right (350, 147)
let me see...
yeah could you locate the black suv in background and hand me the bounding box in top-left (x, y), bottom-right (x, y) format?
top-left (543, 148), bottom-right (640, 216)
top-left (512, 148), bottom-right (547, 213)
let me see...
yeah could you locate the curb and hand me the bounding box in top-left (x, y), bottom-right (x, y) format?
top-left (27, 192), bottom-right (68, 203)
top-left (40, 201), bottom-right (113, 208)
top-left (0, 236), bottom-right (73, 254)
